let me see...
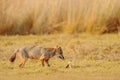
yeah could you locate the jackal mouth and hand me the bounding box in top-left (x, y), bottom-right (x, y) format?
top-left (58, 56), bottom-right (64, 60)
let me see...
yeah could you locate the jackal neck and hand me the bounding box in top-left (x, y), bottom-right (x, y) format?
top-left (45, 48), bottom-right (56, 58)
top-left (50, 48), bottom-right (56, 58)
top-left (52, 48), bottom-right (56, 57)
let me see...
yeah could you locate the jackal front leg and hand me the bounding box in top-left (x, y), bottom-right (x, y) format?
top-left (40, 59), bottom-right (45, 67)
top-left (45, 59), bottom-right (50, 67)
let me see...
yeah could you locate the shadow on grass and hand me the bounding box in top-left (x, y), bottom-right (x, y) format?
top-left (72, 65), bottom-right (81, 68)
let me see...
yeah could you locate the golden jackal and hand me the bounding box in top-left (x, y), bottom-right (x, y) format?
top-left (9, 45), bottom-right (64, 68)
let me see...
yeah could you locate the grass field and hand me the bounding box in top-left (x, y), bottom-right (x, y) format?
top-left (0, 34), bottom-right (120, 80)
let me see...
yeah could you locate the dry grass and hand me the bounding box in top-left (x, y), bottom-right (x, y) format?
top-left (0, 34), bottom-right (120, 80)
top-left (0, 0), bottom-right (120, 34)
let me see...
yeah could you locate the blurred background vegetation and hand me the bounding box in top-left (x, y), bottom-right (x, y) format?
top-left (0, 0), bottom-right (120, 35)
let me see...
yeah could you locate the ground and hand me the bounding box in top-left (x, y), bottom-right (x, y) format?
top-left (0, 34), bottom-right (120, 80)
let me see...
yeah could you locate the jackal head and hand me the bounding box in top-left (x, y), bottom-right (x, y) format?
top-left (55, 46), bottom-right (64, 60)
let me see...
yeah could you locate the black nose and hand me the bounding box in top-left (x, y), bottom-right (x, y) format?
top-left (62, 56), bottom-right (64, 60)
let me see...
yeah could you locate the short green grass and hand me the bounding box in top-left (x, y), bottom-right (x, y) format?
top-left (0, 34), bottom-right (120, 80)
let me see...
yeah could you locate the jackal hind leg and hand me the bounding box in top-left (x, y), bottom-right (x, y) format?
top-left (45, 59), bottom-right (50, 67)
top-left (19, 63), bottom-right (23, 67)
top-left (19, 58), bottom-right (27, 68)
top-left (19, 53), bottom-right (28, 68)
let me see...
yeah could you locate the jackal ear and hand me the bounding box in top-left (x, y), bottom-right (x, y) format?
top-left (56, 45), bottom-right (62, 50)
top-left (56, 45), bottom-right (60, 49)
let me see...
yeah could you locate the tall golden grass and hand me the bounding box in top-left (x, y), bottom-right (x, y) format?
top-left (0, 0), bottom-right (120, 35)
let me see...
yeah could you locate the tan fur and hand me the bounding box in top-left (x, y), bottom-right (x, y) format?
top-left (9, 45), bottom-right (64, 68)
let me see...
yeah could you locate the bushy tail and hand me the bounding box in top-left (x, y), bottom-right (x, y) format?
top-left (9, 49), bottom-right (18, 62)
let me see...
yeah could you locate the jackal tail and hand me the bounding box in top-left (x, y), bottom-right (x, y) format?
top-left (9, 49), bottom-right (18, 62)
